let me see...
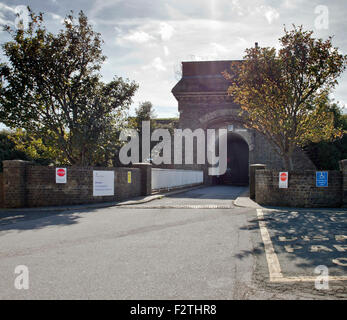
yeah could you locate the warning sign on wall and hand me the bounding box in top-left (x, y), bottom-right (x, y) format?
top-left (56, 168), bottom-right (67, 184)
top-left (128, 171), bottom-right (132, 184)
top-left (279, 172), bottom-right (288, 189)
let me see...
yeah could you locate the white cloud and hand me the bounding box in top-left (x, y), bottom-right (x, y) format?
top-left (125, 30), bottom-right (154, 43)
top-left (0, 3), bottom-right (15, 27)
top-left (163, 45), bottom-right (170, 56)
top-left (211, 42), bottom-right (228, 54)
top-left (2, 0), bottom-right (345, 117)
top-left (118, 30), bottom-right (155, 45)
top-left (282, 0), bottom-right (305, 10)
top-left (158, 22), bottom-right (174, 41)
top-left (231, 0), bottom-right (245, 16)
top-left (104, 16), bottom-right (283, 115)
top-left (0, 13), bottom-right (11, 26)
top-left (142, 57), bottom-right (167, 72)
top-left (255, 5), bottom-right (280, 24)
top-left (50, 13), bottom-right (61, 20)
top-left (0, 3), bottom-right (15, 13)
top-left (48, 12), bottom-right (64, 23)
top-left (115, 21), bottom-right (174, 47)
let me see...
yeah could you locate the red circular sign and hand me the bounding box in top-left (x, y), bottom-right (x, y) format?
top-left (57, 168), bottom-right (65, 177)
top-left (280, 172), bottom-right (287, 181)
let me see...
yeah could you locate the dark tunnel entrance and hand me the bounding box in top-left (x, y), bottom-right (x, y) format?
top-left (219, 133), bottom-right (249, 186)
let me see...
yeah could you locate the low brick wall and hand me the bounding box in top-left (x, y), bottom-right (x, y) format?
top-left (26, 166), bottom-right (142, 207)
top-left (2, 161), bottom-right (142, 208)
top-left (255, 170), bottom-right (343, 208)
top-left (340, 160), bottom-right (347, 207)
top-left (0, 172), bottom-right (3, 207)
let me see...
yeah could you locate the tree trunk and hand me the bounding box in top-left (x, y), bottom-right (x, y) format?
top-left (283, 154), bottom-right (294, 171)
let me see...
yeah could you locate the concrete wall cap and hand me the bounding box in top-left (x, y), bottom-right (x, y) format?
top-left (3, 160), bottom-right (34, 167)
top-left (339, 159), bottom-right (347, 171)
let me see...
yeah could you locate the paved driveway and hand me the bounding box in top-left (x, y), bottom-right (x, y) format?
top-left (123, 185), bottom-right (247, 208)
top-left (0, 185), bottom-right (270, 300)
top-left (0, 186), bottom-right (346, 299)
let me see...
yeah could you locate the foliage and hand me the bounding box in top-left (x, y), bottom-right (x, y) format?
top-left (0, 9), bottom-right (138, 166)
top-left (153, 118), bottom-right (179, 134)
top-left (129, 101), bottom-right (157, 132)
top-left (127, 101), bottom-right (157, 162)
top-left (0, 130), bottom-right (28, 171)
top-left (224, 26), bottom-right (347, 170)
top-left (127, 101), bottom-right (179, 162)
top-left (8, 129), bottom-right (62, 165)
top-left (130, 101), bottom-right (179, 133)
top-left (0, 129), bottom-right (60, 171)
top-left (304, 104), bottom-right (347, 170)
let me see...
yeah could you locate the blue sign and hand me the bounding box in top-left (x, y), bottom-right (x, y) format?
top-left (316, 171), bottom-right (328, 187)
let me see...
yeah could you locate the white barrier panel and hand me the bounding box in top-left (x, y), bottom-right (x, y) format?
top-left (151, 169), bottom-right (203, 190)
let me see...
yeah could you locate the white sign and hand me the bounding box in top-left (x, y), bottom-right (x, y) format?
top-left (93, 171), bottom-right (114, 196)
top-left (279, 172), bottom-right (288, 188)
top-left (56, 168), bottom-right (67, 184)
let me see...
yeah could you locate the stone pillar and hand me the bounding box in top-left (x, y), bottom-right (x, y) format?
top-left (339, 159), bottom-right (347, 207)
top-left (2, 160), bottom-right (33, 208)
top-left (249, 164), bottom-right (266, 199)
top-left (132, 163), bottom-right (152, 196)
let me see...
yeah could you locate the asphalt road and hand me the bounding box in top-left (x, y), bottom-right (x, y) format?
top-left (0, 186), bottom-right (346, 299)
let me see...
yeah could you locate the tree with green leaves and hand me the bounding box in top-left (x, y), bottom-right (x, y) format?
top-left (128, 101), bottom-right (157, 162)
top-left (0, 9), bottom-right (138, 166)
top-left (133, 101), bottom-right (157, 132)
top-left (0, 130), bottom-right (28, 171)
top-left (224, 26), bottom-right (347, 170)
top-left (304, 101), bottom-right (347, 170)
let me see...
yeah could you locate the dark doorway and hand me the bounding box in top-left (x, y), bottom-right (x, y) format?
top-left (221, 133), bottom-right (249, 186)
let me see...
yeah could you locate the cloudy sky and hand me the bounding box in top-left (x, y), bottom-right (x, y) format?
top-left (1, 0), bottom-right (347, 117)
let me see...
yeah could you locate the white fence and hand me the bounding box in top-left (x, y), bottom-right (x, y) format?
top-left (151, 168), bottom-right (203, 190)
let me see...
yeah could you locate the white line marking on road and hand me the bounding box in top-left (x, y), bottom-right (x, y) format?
top-left (268, 276), bottom-right (347, 282)
top-left (256, 209), bottom-right (283, 281)
top-left (256, 209), bottom-right (347, 283)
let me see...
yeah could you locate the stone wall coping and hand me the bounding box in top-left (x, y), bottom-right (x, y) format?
top-left (24, 164), bottom-right (140, 171)
top-left (3, 160), bottom-right (35, 168)
top-left (339, 159), bottom-right (347, 171)
top-left (257, 169), bottom-right (342, 174)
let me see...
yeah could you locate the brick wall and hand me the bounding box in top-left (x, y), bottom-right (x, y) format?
top-left (2, 160), bottom-right (29, 208)
top-left (255, 170), bottom-right (343, 208)
top-left (340, 160), bottom-right (347, 207)
top-left (0, 172), bottom-right (3, 207)
top-left (1, 160), bottom-right (143, 208)
top-left (172, 60), bottom-right (316, 174)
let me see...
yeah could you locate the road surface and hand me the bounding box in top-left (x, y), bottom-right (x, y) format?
top-left (0, 186), bottom-right (346, 299)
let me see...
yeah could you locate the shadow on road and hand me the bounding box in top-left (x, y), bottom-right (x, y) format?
top-left (165, 185), bottom-right (248, 200)
top-left (0, 208), bottom-right (98, 233)
top-left (237, 208), bottom-right (347, 277)
top-left (0, 185), bottom-right (249, 233)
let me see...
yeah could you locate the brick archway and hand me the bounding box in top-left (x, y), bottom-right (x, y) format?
top-left (199, 112), bottom-right (255, 152)
top-left (172, 60), bottom-right (316, 178)
top-left (211, 128), bottom-right (250, 186)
